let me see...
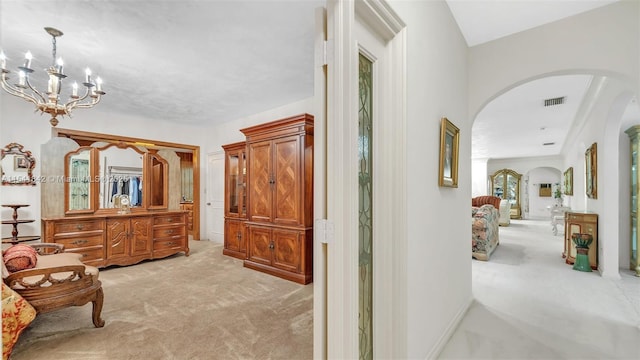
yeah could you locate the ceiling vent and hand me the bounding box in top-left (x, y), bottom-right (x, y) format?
top-left (544, 97), bottom-right (565, 107)
top-left (543, 142), bottom-right (555, 146)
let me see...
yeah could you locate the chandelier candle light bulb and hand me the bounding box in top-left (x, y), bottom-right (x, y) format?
top-left (56, 58), bottom-right (63, 74)
top-left (17, 71), bottom-right (25, 86)
top-left (0, 27), bottom-right (105, 127)
top-left (23, 51), bottom-right (32, 69)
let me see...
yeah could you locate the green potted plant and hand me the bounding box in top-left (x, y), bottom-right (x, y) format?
top-left (553, 183), bottom-right (563, 206)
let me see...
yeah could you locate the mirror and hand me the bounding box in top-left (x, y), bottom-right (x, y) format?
top-left (65, 147), bottom-right (97, 213)
top-left (98, 143), bottom-right (145, 210)
top-left (147, 153), bottom-right (168, 209)
top-left (64, 142), bottom-right (163, 215)
top-left (1, 143), bottom-right (36, 186)
top-left (491, 168), bottom-right (522, 219)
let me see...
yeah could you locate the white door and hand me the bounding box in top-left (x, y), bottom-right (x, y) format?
top-left (206, 151), bottom-right (225, 242)
top-left (323, 1), bottom-right (406, 358)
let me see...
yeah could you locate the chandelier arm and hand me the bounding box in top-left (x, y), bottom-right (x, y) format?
top-left (0, 77), bottom-right (28, 98)
top-left (24, 77), bottom-right (47, 104)
top-left (74, 95), bottom-right (102, 109)
top-left (64, 87), bottom-right (91, 111)
top-left (1, 78), bottom-right (40, 105)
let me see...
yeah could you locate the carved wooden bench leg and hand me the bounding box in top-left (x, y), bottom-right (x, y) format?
top-left (92, 285), bottom-right (105, 328)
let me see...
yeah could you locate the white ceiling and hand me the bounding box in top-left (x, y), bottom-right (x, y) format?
top-left (472, 75), bottom-right (593, 159)
top-left (445, 0), bottom-right (622, 160)
top-left (0, 0), bottom-right (630, 161)
top-left (0, 0), bottom-right (322, 126)
top-left (445, 0), bottom-right (619, 47)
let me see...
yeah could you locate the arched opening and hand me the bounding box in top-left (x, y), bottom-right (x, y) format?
top-left (472, 71), bottom-right (638, 278)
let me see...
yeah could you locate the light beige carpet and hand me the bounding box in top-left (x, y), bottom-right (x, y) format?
top-left (10, 241), bottom-right (313, 360)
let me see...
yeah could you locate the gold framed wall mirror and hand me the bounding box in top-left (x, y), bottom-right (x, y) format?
top-left (1, 142), bottom-right (36, 186)
top-left (53, 128), bottom-right (200, 240)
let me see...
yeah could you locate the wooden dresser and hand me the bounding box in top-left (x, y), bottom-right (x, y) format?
top-left (563, 211), bottom-right (598, 270)
top-left (42, 211), bottom-right (189, 268)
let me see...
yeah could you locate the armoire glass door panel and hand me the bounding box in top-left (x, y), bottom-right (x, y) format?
top-left (241, 152), bottom-right (247, 216)
top-left (506, 174), bottom-right (518, 205)
top-left (492, 176), bottom-right (504, 198)
top-left (228, 153), bottom-right (239, 214)
top-left (491, 168), bottom-right (521, 219)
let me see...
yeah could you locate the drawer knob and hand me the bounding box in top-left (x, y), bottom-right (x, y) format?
top-left (167, 218), bottom-right (173, 223)
top-left (166, 229), bottom-right (175, 235)
top-left (76, 224), bottom-right (84, 230)
top-left (72, 239), bottom-right (88, 245)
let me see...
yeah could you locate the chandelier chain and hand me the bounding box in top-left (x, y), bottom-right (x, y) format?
top-left (51, 35), bottom-right (57, 68)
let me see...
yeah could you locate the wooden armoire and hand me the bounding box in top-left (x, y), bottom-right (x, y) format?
top-left (222, 141), bottom-right (248, 259)
top-left (236, 113), bottom-right (314, 284)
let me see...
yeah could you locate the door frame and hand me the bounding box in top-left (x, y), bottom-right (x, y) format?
top-left (323, 0), bottom-right (406, 358)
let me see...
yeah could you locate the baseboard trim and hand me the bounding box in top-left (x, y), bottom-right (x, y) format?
top-left (425, 296), bottom-right (474, 359)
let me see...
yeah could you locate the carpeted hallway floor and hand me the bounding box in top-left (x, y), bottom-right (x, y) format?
top-left (10, 241), bottom-right (313, 360)
top-left (440, 219), bottom-right (640, 359)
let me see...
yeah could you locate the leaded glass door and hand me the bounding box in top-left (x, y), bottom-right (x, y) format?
top-left (358, 53), bottom-right (373, 360)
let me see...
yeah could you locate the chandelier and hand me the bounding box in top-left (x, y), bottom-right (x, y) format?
top-left (0, 27), bottom-right (105, 127)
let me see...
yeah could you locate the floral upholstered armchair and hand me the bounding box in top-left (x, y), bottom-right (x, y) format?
top-left (471, 199), bottom-right (500, 261)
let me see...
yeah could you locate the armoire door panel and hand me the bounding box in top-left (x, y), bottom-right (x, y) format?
top-left (274, 136), bottom-right (301, 225)
top-left (225, 219), bottom-right (244, 253)
top-left (247, 226), bottom-right (273, 266)
top-left (249, 141), bottom-right (273, 222)
top-left (272, 229), bottom-right (301, 273)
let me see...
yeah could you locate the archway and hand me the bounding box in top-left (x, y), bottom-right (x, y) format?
top-left (472, 72), bottom-right (638, 278)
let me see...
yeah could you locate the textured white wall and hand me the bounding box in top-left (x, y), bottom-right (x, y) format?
top-left (388, 0), bottom-right (471, 358)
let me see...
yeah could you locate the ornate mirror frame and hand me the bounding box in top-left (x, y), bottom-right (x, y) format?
top-left (1, 143), bottom-right (36, 186)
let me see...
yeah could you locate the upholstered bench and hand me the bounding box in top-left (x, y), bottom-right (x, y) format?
top-left (2, 243), bottom-right (105, 328)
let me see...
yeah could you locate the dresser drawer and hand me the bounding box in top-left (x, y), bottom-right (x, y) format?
top-left (54, 220), bottom-right (103, 234)
top-left (66, 246), bottom-right (105, 262)
top-left (54, 234), bottom-right (104, 250)
top-left (153, 237), bottom-right (185, 251)
top-left (154, 214), bottom-right (185, 226)
top-left (153, 226), bottom-right (186, 239)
